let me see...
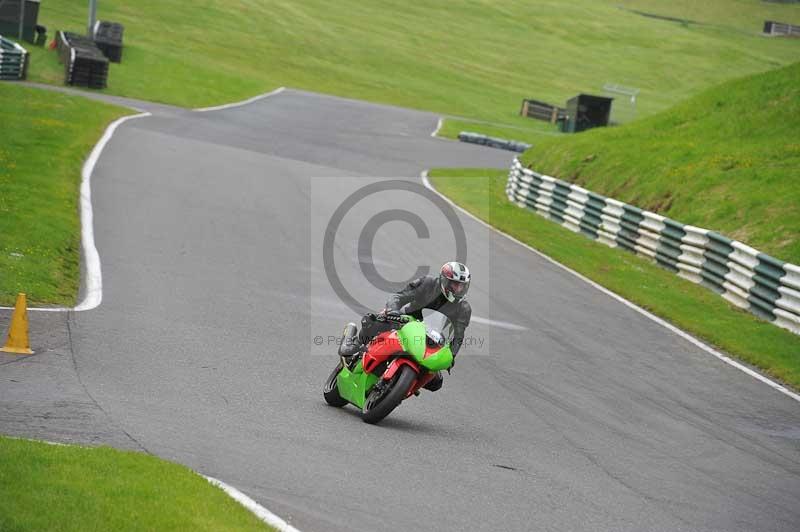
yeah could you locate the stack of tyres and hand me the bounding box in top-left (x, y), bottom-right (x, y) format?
top-left (55, 30), bottom-right (71, 63)
top-left (0, 35), bottom-right (28, 80)
top-left (58, 31), bottom-right (108, 89)
top-left (93, 21), bottom-right (123, 62)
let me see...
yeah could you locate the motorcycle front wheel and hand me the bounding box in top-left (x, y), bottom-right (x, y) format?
top-left (362, 365), bottom-right (417, 424)
top-left (323, 362), bottom-right (348, 407)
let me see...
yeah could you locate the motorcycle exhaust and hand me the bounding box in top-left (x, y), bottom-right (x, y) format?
top-left (338, 322), bottom-right (359, 369)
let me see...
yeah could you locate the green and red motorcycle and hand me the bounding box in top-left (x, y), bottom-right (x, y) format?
top-left (323, 310), bottom-right (454, 424)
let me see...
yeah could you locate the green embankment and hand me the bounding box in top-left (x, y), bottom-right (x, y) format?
top-left (428, 168), bottom-right (800, 389)
top-left (23, 0), bottom-right (800, 142)
top-left (0, 83), bottom-right (128, 306)
top-left (0, 436), bottom-right (273, 531)
top-left (519, 62), bottom-right (800, 263)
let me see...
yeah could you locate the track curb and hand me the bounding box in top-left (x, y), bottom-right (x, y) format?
top-left (205, 476), bottom-right (302, 532)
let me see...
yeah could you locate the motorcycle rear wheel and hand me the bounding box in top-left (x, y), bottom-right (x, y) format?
top-left (323, 362), bottom-right (348, 407)
top-left (362, 365), bottom-right (416, 424)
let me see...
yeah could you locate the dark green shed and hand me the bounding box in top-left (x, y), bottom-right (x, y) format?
top-left (0, 0), bottom-right (39, 43)
top-left (562, 94), bottom-right (614, 133)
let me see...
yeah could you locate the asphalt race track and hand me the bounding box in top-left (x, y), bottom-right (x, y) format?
top-left (2, 88), bottom-right (799, 532)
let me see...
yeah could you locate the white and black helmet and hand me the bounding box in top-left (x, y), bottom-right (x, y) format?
top-left (439, 262), bottom-right (470, 303)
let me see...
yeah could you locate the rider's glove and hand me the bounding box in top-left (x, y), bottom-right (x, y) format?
top-left (365, 309), bottom-right (387, 322)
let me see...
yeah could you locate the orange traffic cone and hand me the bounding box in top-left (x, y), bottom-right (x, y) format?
top-left (1, 293), bottom-right (33, 355)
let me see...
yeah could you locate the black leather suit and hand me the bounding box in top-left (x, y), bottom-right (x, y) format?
top-left (358, 275), bottom-right (472, 357)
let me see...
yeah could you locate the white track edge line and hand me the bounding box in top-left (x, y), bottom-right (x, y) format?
top-left (205, 476), bottom-right (302, 532)
top-left (420, 171), bottom-right (800, 404)
top-left (194, 87), bottom-right (286, 112)
top-left (431, 117), bottom-right (443, 137)
top-left (471, 315), bottom-right (528, 331)
top-left (74, 112), bottom-right (151, 311)
top-left (3, 88), bottom-right (283, 312)
top-left (1, 112), bottom-right (151, 313)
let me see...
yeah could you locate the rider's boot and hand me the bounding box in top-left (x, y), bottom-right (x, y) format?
top-left (424, 371), bottom-right (443, 392)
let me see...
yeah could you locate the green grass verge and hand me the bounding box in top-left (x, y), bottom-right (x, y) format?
top-left (0, 84), bottom-right (128, 307)
top-left (428, 168), bottom-right (800, 389)
top-left (23, 0), bottom-right (800, 122)
top-left (519, 62), bottom-right (800, 263)
top-left (0, 436), bottom-right (272, 531)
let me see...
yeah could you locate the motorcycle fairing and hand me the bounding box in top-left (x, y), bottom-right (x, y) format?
top-left (419, 343), bottom-right (454, 372)
top-left (336, 360), bottom-right (379, 409)
top-left (361, 330), bottom-right (403, 374)
top-left (395, 319), bottom-right (427, 360)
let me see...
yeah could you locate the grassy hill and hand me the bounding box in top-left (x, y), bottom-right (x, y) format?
top-left (23, 0), bottom-right (800, 139)
top-left (519, 62), bottom-right (800, 263)
top-left (615, 0), bottom-right (800, 32)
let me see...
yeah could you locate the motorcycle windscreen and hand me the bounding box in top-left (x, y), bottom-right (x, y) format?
top-left (422, 309), bottom-right (455, 345)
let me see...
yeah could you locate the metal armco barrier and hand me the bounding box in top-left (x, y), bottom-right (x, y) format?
top-left (506, 158), bottom-right (800, 334)
top-left (520, 98), bottom-right (565, 124)
top-left (764, 20), bottom-right (800, 37)
top-left (458, 132), bottom-right (530, 153)
top-left (0, 35), bottom-right (28, 80)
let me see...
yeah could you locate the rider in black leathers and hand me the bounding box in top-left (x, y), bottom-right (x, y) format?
top-left (343, 262), bottom-right (472, 391)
